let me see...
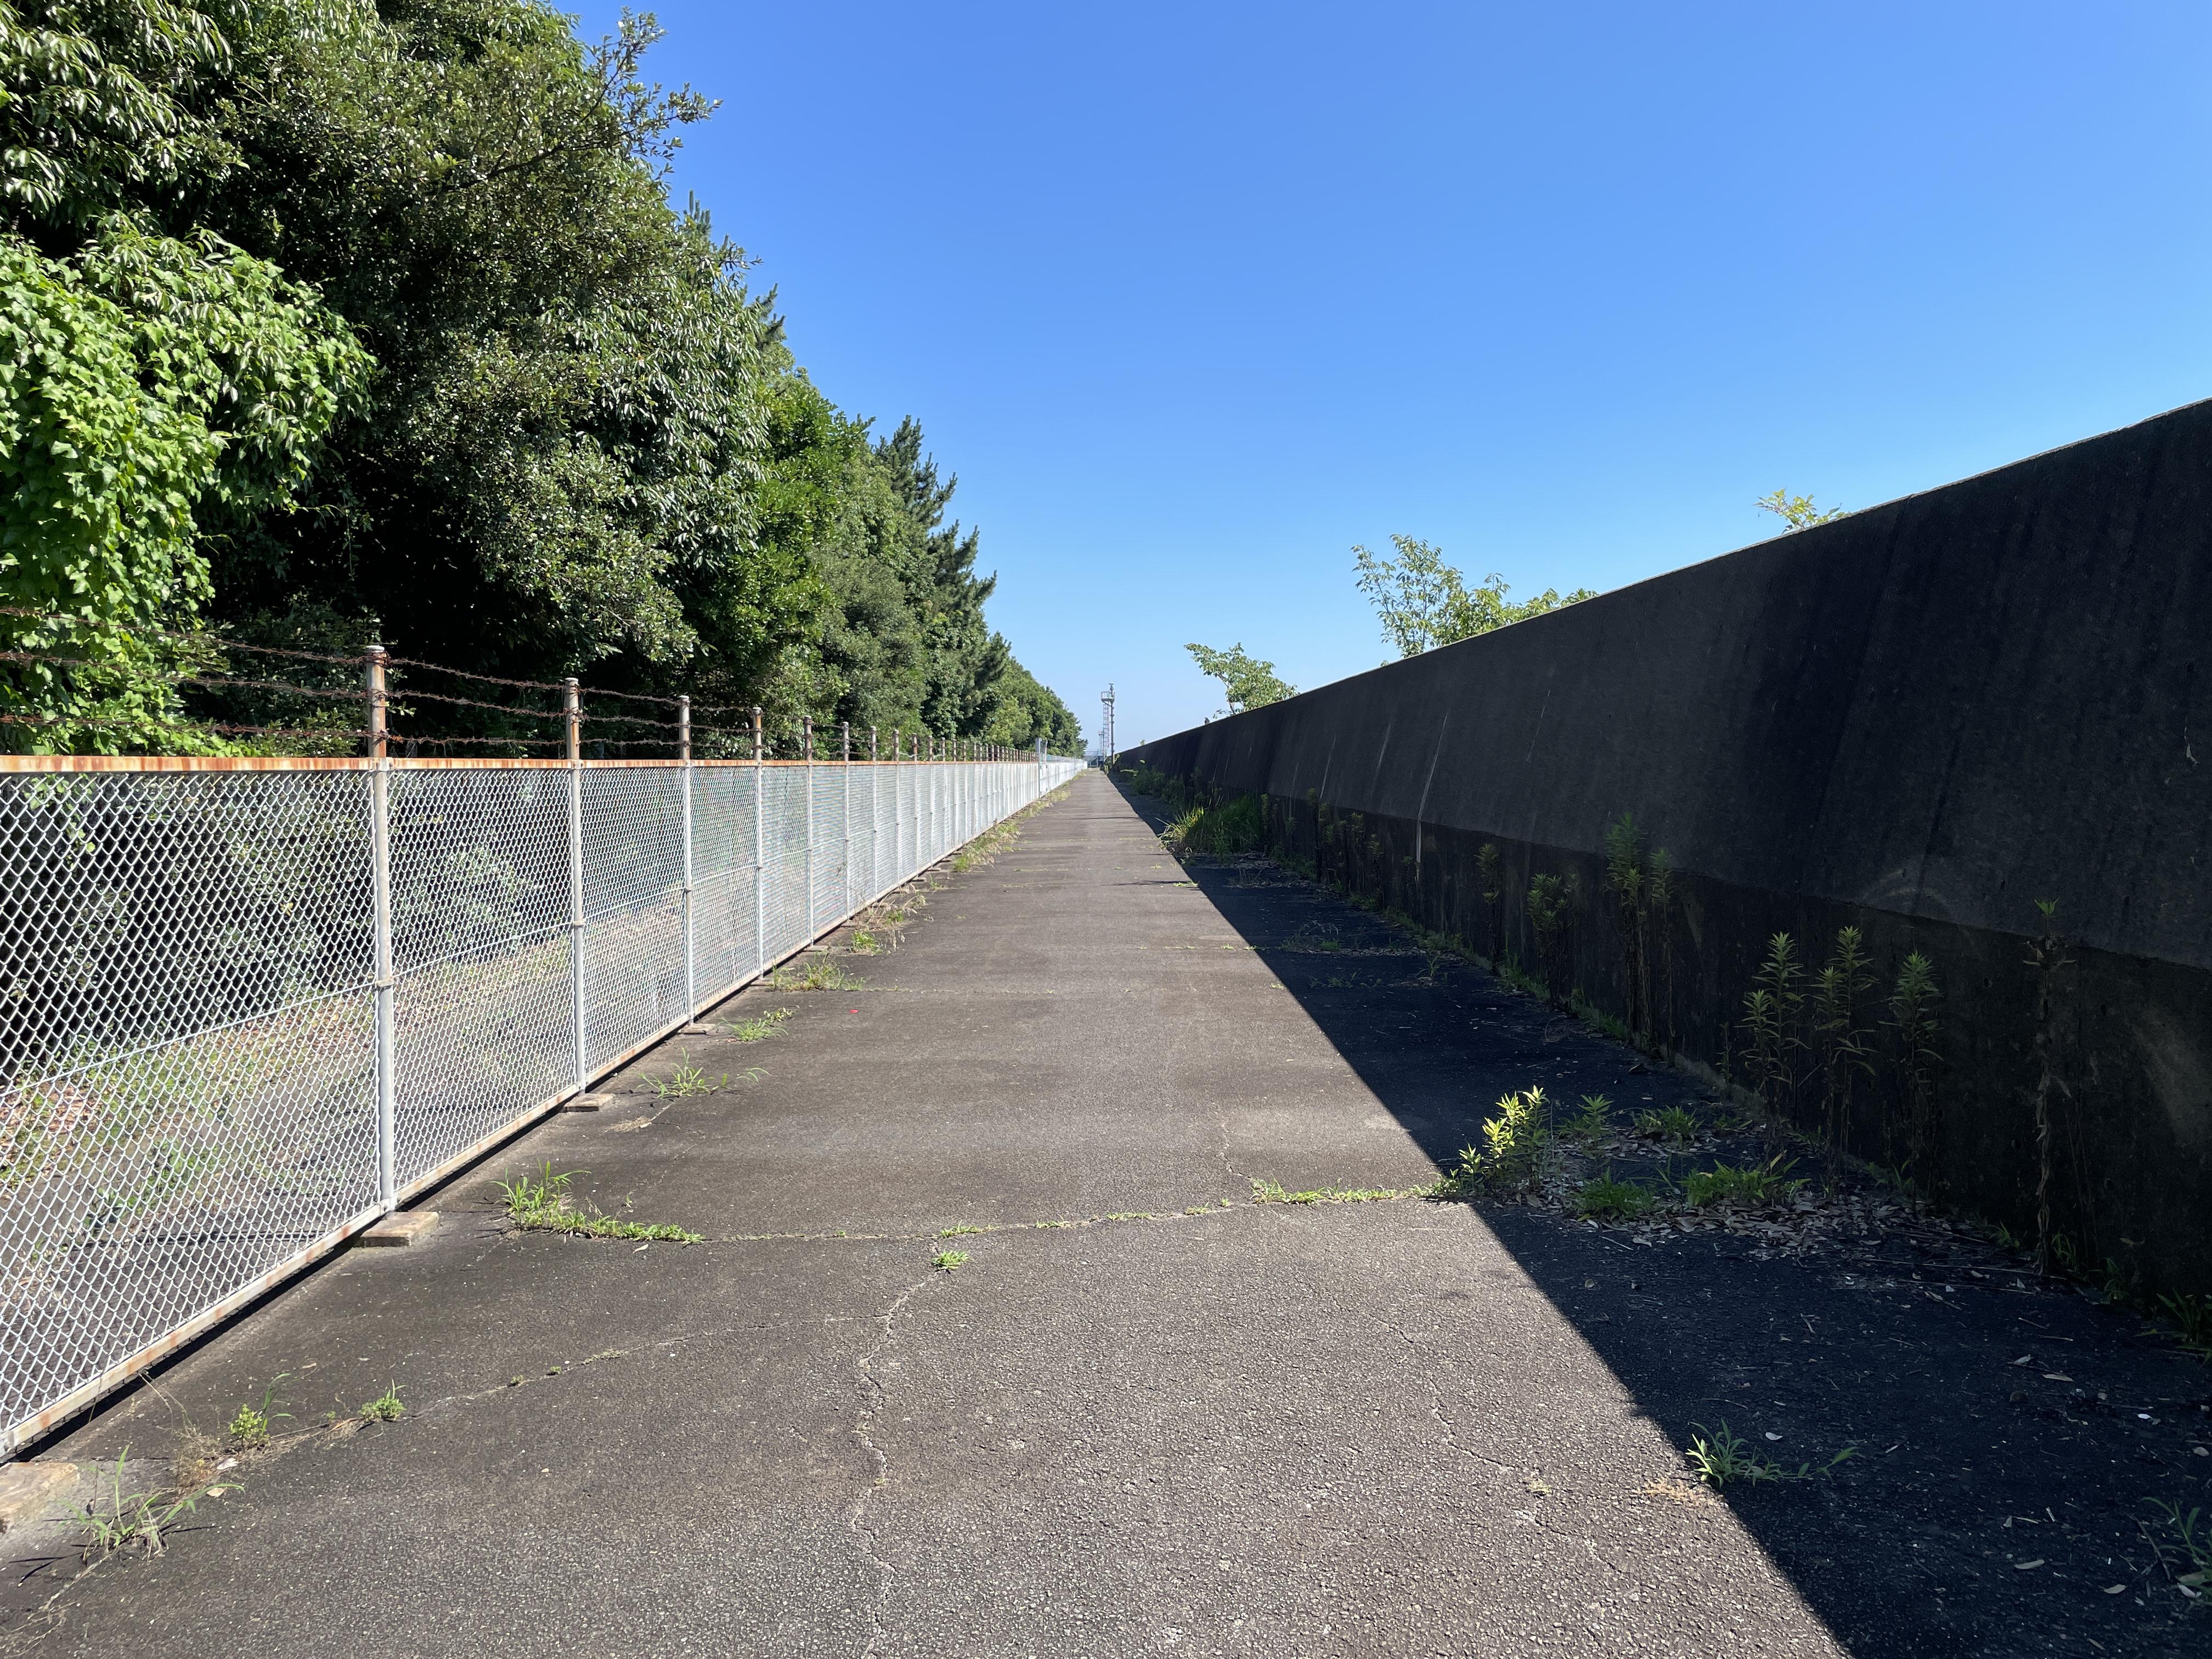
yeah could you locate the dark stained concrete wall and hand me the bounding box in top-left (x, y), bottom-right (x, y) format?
top-left (1128, 399), bottom-right (2212, 1297)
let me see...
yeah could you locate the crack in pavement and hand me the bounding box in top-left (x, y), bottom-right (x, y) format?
top-left (848, 1273), bottom-right (936, 1659)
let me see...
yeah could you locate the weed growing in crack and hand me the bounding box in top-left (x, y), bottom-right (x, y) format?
top-left (359, 1384), bottom-right (405, 1423)
top-left (1684, 1156), bottom-right (1805, 1212)
top-left (850, 930), bottom-right (880, 955)
top-left (731, 1008), bottom-right (792, 1042)
top-left (78, 1448), bottom-right (228, 1558)
top-left (495, 1163), bottom-right (702, 1244)
top-left (937, 1223), bottom-right (989, 1237)
top-left (226, 1374), bottom-right (292, 1449)
top-left (1574, 1169), bottom-right (1654, 1221)
top-left (1250, 1178), bottom-right (1409, 1205)
top-left (772, 957), bottom-right (867, 992)
top-left (655, 1064), bottom-right (724, 1099)
top-left (930, 1250), bottom-right (970, 1273)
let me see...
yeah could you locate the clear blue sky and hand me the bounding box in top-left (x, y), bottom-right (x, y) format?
top-left (577, 1), bottom-right (2212, 751)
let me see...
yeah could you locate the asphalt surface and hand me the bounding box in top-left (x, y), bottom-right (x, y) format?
top-left (3, 771), bottom-right (2204, 1657)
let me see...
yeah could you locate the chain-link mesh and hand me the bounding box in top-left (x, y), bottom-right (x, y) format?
top-left (1, 755), bottom-right (1086, 1444)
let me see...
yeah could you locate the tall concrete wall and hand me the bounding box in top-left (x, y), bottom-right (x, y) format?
top-left (1129, 399), bottom-right (2212, 1298)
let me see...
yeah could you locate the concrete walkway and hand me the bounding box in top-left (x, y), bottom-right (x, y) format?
top-left (4, 773), bottom-right (2200, 1657)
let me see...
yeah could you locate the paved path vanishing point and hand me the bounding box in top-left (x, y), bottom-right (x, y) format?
top-left (4, 770), bottom-right (2207, 1658)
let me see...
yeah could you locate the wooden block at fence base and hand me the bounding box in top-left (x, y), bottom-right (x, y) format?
top-left (359, 1210), bottom-right (439, 1248)
top-left (681, 1022), bottom-right (719, 1035)
top-left (0, 1462), bottom-right (78, 1533)
top-left (561, 1092), bottom-right (618, 1113)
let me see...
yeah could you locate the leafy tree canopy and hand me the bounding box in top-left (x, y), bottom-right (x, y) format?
top-left (0, 0), bottom-right (1079, 753)
top-left (1186, 641), bottom-right (1294, 717)
top-left (1352, 534), bottom-right (1596, 661)
top-left (1754, 489), bottom-right (1847, 531)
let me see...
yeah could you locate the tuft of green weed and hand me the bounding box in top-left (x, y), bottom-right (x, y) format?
top-left (654, 1063), bottom-right (724, 1099)
top-left (1685, 1421), bottom-right (1855, 1488)
top-left (930, 1250), bottom-right (970, 1273)
top-left (2159, 1293), bottom-right (2212, 1360)
top-left (1633, 1105), bottom-right (1699, 1146)
top-left (937, 1223), bottom-right (989, 1238)
top-left (771, 957), bottom-right (867, 992)
top-left (2146, 1499), bottom-right (2210, 1594)
top-left (226, 1374), bottom-right (292, 1449)
top-left (359, 1384), bottom-right (405, 1423)
top-left (495, 1163), bottom-right (702, 1244)
top-left (850, 930), bottom-right (880, 955)
top-left (1250, 1178), bottom-right (1408, 1205)
top-left (1574, 1169), bottom-right (1654, 1221)
top-left (1566, 1093), bottom-right (1613, 1148)
top-left (1684, 1156), bottom-right (1805, 1211)
top-left (731, 1008), bottom-right (792, 1042)
top-left (1440, 1087), bottom-right (1551, 1196)
top-left (78, 1448), bottom-right (227, 1558)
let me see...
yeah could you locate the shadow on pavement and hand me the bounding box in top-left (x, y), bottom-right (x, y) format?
top-left (1122, 783), bottom-right (2210, 1659)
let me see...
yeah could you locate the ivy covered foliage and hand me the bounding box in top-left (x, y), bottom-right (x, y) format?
top-left (0, 0), bottom-right (1079, 754)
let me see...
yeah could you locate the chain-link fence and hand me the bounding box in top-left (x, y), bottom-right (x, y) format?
top-left (0, 752), bottom-right (1086, 1449)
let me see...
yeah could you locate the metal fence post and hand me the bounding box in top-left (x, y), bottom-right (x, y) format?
top-left (841, 720), bottom-right (851, 915)
top-left (802, 718), bottom-right (814, 935)
top-left (679, 696), bottom-right (694, 1017)
top-left (752, 707), bottom-right (765, 975)
top-left (567, 678), bottom-right (585, 1094)
top-left (869, 725), bottom-right (879, 897)
top-left (366, 646), bottom-right (397, 1213)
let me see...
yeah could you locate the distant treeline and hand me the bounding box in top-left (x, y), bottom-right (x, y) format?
top-left (0, 0), bottom-right (1080, 754)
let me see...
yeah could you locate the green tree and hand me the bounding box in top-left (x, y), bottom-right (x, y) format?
top-left (0, 2), bottom-right (369, 751)
top-left (1754, 489), bottom-right (1846, 530)
top-left (982, 654), bottom-right (1082, 753)
top-left (1186, 642), bottom-right (1294, 716)
top-left (1352, 534), bottom-right (1594, 660)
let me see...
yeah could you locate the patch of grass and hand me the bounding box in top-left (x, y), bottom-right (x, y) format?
top-left (1439, 1087), bottom-right (1551, 1196)
top-left (1572, 990), bottom-right (1635, 1046)
top-left (937, 1223), bottom-right (989, 1237)
top-left (1634, 1105), bottom-right (1699, 1146)
top-left (2159, 1293), bottom-right (2212, 1360)
top-left (2146, 1498), bottom-right (2210, 1594)
top-left (226, 1374), bottom-right (291, 1449)
top-left (930, 1250), bottom-right (970, 1273)
top-left (1250, 1178), bottom-right (1409, 1205)
top-left (1684, 1156), bottom-right (1805, 1212)
top-left (358, 1384), bottom-right (405, 1423)
top-left (731, 1008), bottom-right (792, 1042)
top-left (654, 1063), bottom-right (724, 1099)
top-left (1573, 1169), bottom-right (1654, 1221)
top-left (1102, 1211), bottom-right (1159, 1222)
top-left (1566, 1093), bottom-right (1613, 1148)
top-left (772, 957), bottom-right (867, 992)
top-left (79, 1448), bottom-right (228, 1558)
top-left (1685, 1421), bottom-right (1855, 1488)
top-left (1283, 921), bottom-right (1344, 952)
top-left (495, 1163), bottom-right (703, 1244)
top-left (849, 929), bottom-right (880, 955)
